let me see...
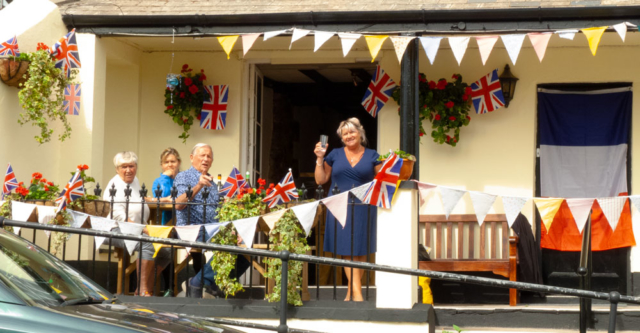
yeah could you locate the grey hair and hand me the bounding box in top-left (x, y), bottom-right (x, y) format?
top-left (113, 151), bottom-right (138, 168)
top-left (191, 143), bottom-right (213, 158)
top-left (337, 117), bottom-right (368, 146)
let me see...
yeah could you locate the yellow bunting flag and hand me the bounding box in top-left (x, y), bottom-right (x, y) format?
top-left (146, 225), bottom-right (173, 257)
top-left (218, 36), bottom-right (239, 59)
top-left (533, 198), bottom-right (564, 231)
top-left (582, 27), bottom-right (607, 56)
top-left (365, 35), bottom-right (389, 62)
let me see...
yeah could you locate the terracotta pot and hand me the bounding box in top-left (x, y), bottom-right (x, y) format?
top-left (399, 158), bottom-right (415, 181)
top-left (0, 58), bottom-right (30, 87)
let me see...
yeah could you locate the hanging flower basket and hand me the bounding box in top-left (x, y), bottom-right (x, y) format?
top-left (0, 58), bottom-right (30, 87)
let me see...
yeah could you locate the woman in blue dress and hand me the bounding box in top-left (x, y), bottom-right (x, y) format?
top-left (151, 148), bottom-right (182, 225)
top-left (314, 117), bottom-right (381, 301)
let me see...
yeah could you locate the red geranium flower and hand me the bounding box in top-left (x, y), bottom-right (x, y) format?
top-left (445, 101), bottom-right (454, 109)
top-left (446, 135), bottom-right (451, 142)
top-left (37, 43), bottom-right (50, 52)
top-left (83, 164), bottom-right (89, 170)
top-left (465, 87), bottom-right (472, 95)
top-left (17, 182), bottom-right (23, 186)
top-left (32, 172), bottom-right (42, 180)
top-left (437, 79), bottom-right (447, 90)
top-left (184, 77), bottom-right (193, 86)
top-left (257, 178), bottom-right (266, 186)
top-left (199, 74), bottom-right (207, 81)
top-left (462, 94), bottom-right (469, 101)
top-left (419, 132), bottom-right (424, 137)
top-left (167, 105), bottom-right (174, 110)
top-left (196, 114), bottom-right (201, 121)
top-left (434, 114), bottom-right (441, 121)
top-left (428, 81), bottom-right (436, 89)
top-left (452, 74), bottom-right (459, 80)
top-left (419, 75), bottom-right (427, 83)
top-left (247, 188), bottom-right (255, 195)
top-left (449, 116), bottom-right (456, 121)
top-left (466, 116), bottom-right (471, 121)
top-left (182, 118), bottom-right (188, 124)
top-left (47, 182), bottom-right (54, 186)
top-left (44, 186), bottom-right (49, 191)
top-left (189, 85), bottom-right (199, 94)
top-left (40, 178), bottom-right (47, 183)
top-left (180, 92), bottom-right (185, 98)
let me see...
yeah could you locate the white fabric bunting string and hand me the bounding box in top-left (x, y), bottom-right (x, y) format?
top-left (413, 180), bottom-right (437, 206)
top-left (242, 33), bottom-right (261, 56)
top-left (528, 32), bottom-right (553, 62)
top-left (262, 209), bottom-right (286, 231)
top-left (290, 28), bottom-right (311, 49)
top-left (232, 216), bottom-right (260, 248)
top-left (69, 211), bottom-right (90, 229)
top-left (314, 31), bottom-right (335, 52)
top-left (555, 29), bottom-right (578, 40)
top-left (501, 34), bottom-right (526, 65)
top-left (565, 198), bottom-right (594, 234)
top-left (613, 23), bottom-right (627, 42)
top-left (338, 33), bottom-right (361, 57)
top-left (36, 205), bottom-right (57, 238)
top-left (263, 30), bottom-right (287, 41)
top-left (469, 191), bottom-right (497, 226)
top-left (448, 36), bottom-right (470, 66)
top-left (204, 222), bottom-right (231, 242)
top-left (390, 36), bottom-right (415, 63)
top-left (321, 191), bottom-right (350, 228)
top-left (476, 36), bottom-right (499, 65)
top-left (350, 181), bottom-right (372, 202)
top-left (290, 201), bottom-right (320, 236)
top-left (438, 186), bottom-right (466, 219)
top-left (419, 37), bottom-right (443, 65)
top-left (11, 201), bottom-right (37, 234)
top-left (597, 197), bottom-right (627, 232)
top-left (501, 196), bottom-right (528, 227)
top-left (630, 195), bottom-right (640, 215)
top-left (117, 221), bottom-right (146, 255)
top-left (175, 225), bottom-right (203, 253)
top-left (90, 217), bottom-right (117, 250)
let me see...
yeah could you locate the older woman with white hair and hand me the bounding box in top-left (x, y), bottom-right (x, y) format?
top-left (104, 151), bottom-right (170, 296)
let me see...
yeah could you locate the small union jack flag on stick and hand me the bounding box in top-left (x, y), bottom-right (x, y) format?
top-left (220, 167), bottom-right (249, 198)
top-left (63, 84), bottom-right (81, 115)
top-left (51, 29), bottom-right (81, 78)
top-left (471, 69), bottom-right (505, 114)
top-left (201, 85), bottom-right (228, 130)
top-left (262, 169), bottom-right (298, 208)
top-left (362, 153), bottom-right (403, 209)
top-left (0, 36), bottom-right (20, 57)
top-left (361, 65), bottom-right (396, 118)
top-left (2, 164), bottom-right (19, 199)
top-left (55, 169), bottom-right (84, 213)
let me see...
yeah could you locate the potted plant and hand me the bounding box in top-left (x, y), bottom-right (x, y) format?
top-left (0, 53), bottom-right (30, 87)
top-left (164, 64), bottom-right (207, 142)
top-left (378, 149), bottom-right (416, 181)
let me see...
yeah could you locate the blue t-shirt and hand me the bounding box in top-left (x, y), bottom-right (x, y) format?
top-left (152, 174), bottom-right (174, 225)
top-left (174, 167), bottom-right (219, 226)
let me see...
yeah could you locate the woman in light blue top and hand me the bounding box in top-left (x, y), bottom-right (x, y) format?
top-left (151, 147), bottom-right (181, 225)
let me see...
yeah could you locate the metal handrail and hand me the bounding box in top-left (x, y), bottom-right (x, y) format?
top-left (1, 217), bottom-right (638, 333)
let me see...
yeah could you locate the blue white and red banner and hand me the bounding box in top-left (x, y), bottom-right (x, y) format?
top-left (201, 85), bottom-right (228, 130)
top-left (262, 170), bottom-right (298, 208)
top-left (363, 153), bottom-right (403, 208)
top-left (471, 69), bottom-right (505, 114)
top-left (361, 65), bottom-right (396, 118)
top-left (0, 36), bottom-right (20, 57)
top-left (63, 84), bottom-right (81, 115)
top-left (51, 29), bottom-right (81, 78)
top-left (219, 167), bottom-right (249, 198)
top-left (2, 164), bottom-right (18, 199)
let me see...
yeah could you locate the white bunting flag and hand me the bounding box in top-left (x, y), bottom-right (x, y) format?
top-left (11, 201), bottom-right (36, 234)
top-left (597, 197), bottom-right (627, 232)
top-left (338, 33), bottom-right (361, 57)
top-left (263, 30), bottom-right (287, 41)
top-left (290, 28), bottom-right (311, 49)
top-left (242, 33), bottom-right (261, 56)
top-left (438, 186), bottom-right (466, 219)
top-left (36, 205), bottom-right (57, 238)
top-left (204, 222), bottom-right (231, 242)
top-left (90, 217), bottom-right (117, 250)
top-left (476, 36), bottom-right (499, 65)
top-left (261, 209), bottom-right (286, 231)
top-left (419, 37), bottom-right (443, 65)
top-left (448, 36), bottom-right (470, 66)
top-left (528, 32), bottom-right (553, 62)
top-left (469, 191), bottom-right (497, 226)
top-left (350, 181), bottom-right (373, 202)
top-left (390, 36), bottom-right (415, 63)
top-left (501, 196), bottom-right (528, 227)
top-left (232, 216), bottom-right (260, 248)
top-left (117, 221), bottom-right (146, 255)
top-left (613, 23), bottom-right (627, 42)
top-left (291, 201), bottom-right (320, 236)
top-left (565, 198), bottom-right (594, 234)
top-left (630, 195), bottom-right (640, 214)
top-left (314, 31), bottom-right (335, 52)
top-left (321, 191), bottom-right (350, 228)
top-left (555, 29), bottom-right (578, 40)
top-left (175, 225), bottom-right (203, 253)
top-left (69, 211), bottom-right (89, 229)
top-left (501, 34), bottom-right (526, 65)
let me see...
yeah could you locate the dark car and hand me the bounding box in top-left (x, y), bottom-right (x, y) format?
top-left (0, 228), bottom-right (243, 333)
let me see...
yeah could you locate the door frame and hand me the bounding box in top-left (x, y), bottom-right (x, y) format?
top-left (241, 60), bottom-right (269, 182)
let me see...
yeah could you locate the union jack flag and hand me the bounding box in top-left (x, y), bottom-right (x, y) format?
top-left (2, 164), bottom-right (19, 199)
top-left (470, 69), bottom-right (505, 114)
top-left (0, 36), bottom-right (20, 57)
top-left (219, 167), bottom-right (249, 198)
top-left (361, 65), bottom-right (396, 118)
top-left (63, 84), bottom-right (81, 115)
top-left (55, 169), bottom-right (84, 213)
top-left (200, 85), bottom-right (228, 130)
top-left (262, 170), bottom-right (298, 208)
top-left (51, 29), bottom-right (81, 78)
top-left (362, 153), bottom-right (403, 209)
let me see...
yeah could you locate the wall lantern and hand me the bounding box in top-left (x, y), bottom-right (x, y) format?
top-left (499, 64), bottom-right (519, 107)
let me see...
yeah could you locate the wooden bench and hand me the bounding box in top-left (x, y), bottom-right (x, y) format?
top-left (419, 214), bottom-right (519, 306)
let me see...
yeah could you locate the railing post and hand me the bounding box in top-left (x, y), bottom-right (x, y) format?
top-left (155, 184), bottom-right (162, 225)
top-left (201, 186), bottom-right (210, 297)
top-left (278, 250), bottom-right (290, 333)
top-left (608, 291), bottom-right (620, 333)
top-left (109, 184), bottom-right (117, 220)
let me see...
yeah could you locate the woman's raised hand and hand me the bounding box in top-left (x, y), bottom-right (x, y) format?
top-left (314, 141), bottom-right (329, 158)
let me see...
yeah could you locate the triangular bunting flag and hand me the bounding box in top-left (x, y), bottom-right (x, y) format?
top-left (261, 209), bottom-right (286, 231)
top-left (501, 34), bottom-right (526, 65)
top-left (232, 216), bottom-right (260, 248)
top-left (582, 27), bottom-right (607, 56)
top-left (69, 210), bottom-right (89, 228)
top-left (412, 180), bottom-right (437, 206)
top-left (290, 28), bottom-right (311, 49)
top-left (469, 191), bottom-right (497, 226)
top-left (321, 191), bottom-right (350, 228)
top-left (146, 225), bottom-right (173, 258)
top-left (338, 33), bottom-right (361, 57)
top-left (263, 30), bottom-right (287, 41)
top-left (390, 36), bottom-right (415, 63)
top-left (174, 225), bottom-right (203, 253)
top-left (90, 216), bottom-right (117, 250)
top-left (533, 198), bottom-right (564, 231)
top-left (365, 35), bottom-right (388, 62)
top-left (556, 29), bottom-right (578, 40)
top-left (242, 33), bottom-right (261, 56)
top-left (438, 186), bottom-right (466, 219)
top-left (118, 221), bottom-right (146, 256)
top-left (291, 201), bottom-right (320, 236)
top-left (613, 23), bottom-right (627, 42)
top-left (36, 205), bottom-right (57, 238)
top-left (419, 37), bottom-right (443, 65)
top-left (630, 195), bottom-right (640, 214)
top-left (314, 31), bottom-right (336, 52)
top-left (597, 197), bottom-right (627, 232)
top-left (11, 201), bottom-right (36, 222)
top-left (448, 36), bottom-right (470, 66)
top-left (528, 32), bottom-right (553, 62)
top-left (565, 198), bottom-right (594, 234)
top-left (501, 196), bottom-right (528, 227)
top-left (476, 36), bottom-right (499, 65)
top-left (204, 222), bottom-right (231, 242)
top-left (350, 181), bottom-right (373, 202)
top-left (217, 36), bottom-right (239, 59)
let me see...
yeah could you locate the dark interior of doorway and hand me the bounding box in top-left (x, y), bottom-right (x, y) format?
top-left (535, 82), bottom-right (633, 297)
top-left (258, 63), bottom-right (378, 288)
